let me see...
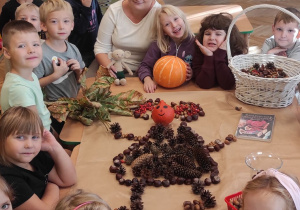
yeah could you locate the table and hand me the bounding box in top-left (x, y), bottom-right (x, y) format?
top-left (64, 88), bottom-right (300, 209)
top-left (179, 5), bottom-right (253, 44)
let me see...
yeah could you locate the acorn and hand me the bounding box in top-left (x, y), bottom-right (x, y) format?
top-left (109, 165), bottom-right (118, 173)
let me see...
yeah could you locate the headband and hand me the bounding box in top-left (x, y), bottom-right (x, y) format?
top-left (73, 201), bottom-right (93, 210)
top-left (253, 168), bottom-right (300, 210)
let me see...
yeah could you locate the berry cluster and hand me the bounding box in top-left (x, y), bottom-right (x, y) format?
top-left (131, 98), bottom-right (205, 123)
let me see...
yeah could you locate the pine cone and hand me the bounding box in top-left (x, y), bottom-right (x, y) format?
top-left (192, 181), bottom-right (204, 195)
top-left (130, 200), bottom-right (144, 210)
top-left (130, 192), bottom-right (142, 202)
top-left (174, 154), bottom-right (196, 169)
top-left (125, 155), bottom-right (135, 165)
top-left (115, 206), bottom-right (129, 210)
top-left (204, 195), bottom-right (216, 208)
top-left (117, 165), bottom-right (126, 175)
top-left (171, 162), bottom-right (202, 179)
top-left (109, 122), bottom-right (121, 133)
top-left (194, 146), bottom-right (211, 172)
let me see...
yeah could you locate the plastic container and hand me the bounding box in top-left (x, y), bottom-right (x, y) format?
top-left (224, 191), bottom-right (242, 210)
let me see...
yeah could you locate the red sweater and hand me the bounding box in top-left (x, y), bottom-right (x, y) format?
top-left (192, 47), bottom-right (235, 90)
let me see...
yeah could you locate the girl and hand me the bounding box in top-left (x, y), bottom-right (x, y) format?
top-left (243, 168), bottom-right (300, 210)
top-left (193, 13), bottom-right (248, 90)
top-left (0, 175), bottom-right (14, 210)
top-left (137, 4), bottom-right (195, 93)
top-left (56, 189), bottom-right (111, 210)
top-left (0, 106), bottom-right (77, 210)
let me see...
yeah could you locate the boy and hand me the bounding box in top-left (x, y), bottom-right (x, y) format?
top-left (0, 0), bottom-right (43, 34)
top-left (15, 3), bottom-right (46, 39)
top-left (33, 0), bottom-right (85, 133)
top-left (0, 20), bottom-right (51, 131)
top-left (66, 0), bottom-right (102, 67)
top-left (261, 7), bottom-right (300, 60)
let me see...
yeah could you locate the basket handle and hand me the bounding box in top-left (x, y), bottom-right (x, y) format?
top-left (226, 4), bottom-right (300, 60)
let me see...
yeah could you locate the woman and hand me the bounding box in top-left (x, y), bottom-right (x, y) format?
top-left (94, 0), bottom-right (161, 76)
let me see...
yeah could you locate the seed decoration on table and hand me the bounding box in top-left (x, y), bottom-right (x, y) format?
top-left (132, 98), bottom-right (205, 123)
top-left (110, 122), bottom-right (238, 209)
top-left (240, 62), bottom-right (287, 78)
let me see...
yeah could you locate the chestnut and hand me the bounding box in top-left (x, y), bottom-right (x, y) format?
top-left (162, 179), bottom-right (170, 187)
top-left (109, 165), bottom-right (118, 173)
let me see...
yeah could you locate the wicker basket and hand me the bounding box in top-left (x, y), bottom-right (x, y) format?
top-left (227, 4), bottom-right (300, 108)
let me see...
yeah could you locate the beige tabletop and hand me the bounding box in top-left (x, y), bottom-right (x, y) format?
top-left (69, 89), bottom-right (300, 209)
top-left (179, 5), bottom-right (253, 35)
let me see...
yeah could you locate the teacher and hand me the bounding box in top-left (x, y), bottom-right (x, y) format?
top-left (94, 0), bottom-right (161, 75)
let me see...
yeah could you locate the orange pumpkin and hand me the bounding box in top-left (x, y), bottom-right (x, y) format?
top-left (153, 56), bottom-right (187, 88)
top-left (151, 100), bottom-right (175, 126)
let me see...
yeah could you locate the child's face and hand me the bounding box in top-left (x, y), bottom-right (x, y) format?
top-left (41, 10), bottom-right (74, 41)
top-left (5, 132), bottom-right (42, 169)
top-left (272, 20), bottom-right (299, 49)
top-left (160, 13), bottom-right (186, 44)
top-left (0, 190), bottom-right (12, 210)
top-left (243, 190), bottom-right (287, 210)
top-left (16, 8), bottom-right (41, 32)
top-left (3, 32), bottom-right (42, 71)
top-left (202, 29), bottom-right (226, 52)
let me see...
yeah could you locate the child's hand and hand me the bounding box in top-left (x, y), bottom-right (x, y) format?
top-left (67, 59), bottom-right (81, 72)
top-left (267, 47), bottom-right (287, 56)
top-left (186, 63), bottom-right (193, 81)
top-left (195, 39), bottom-right (213, 56)
top-left (81, 0), bottom-right (92, 7)
top-left (41, 130), bottom-right (60, 153)
top-left (276, 51), bottom-right (287, 57)
top-left (52, 58), bottom-right (69, 78)
top-left (143, 76), bottom-right (157, 93)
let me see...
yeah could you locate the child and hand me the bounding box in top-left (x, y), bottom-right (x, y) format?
top-left (33, 0), bottom-right (85, 133)
top-left (65, 0), bottom-right (103, 67)
top-left (0, 175), bottom-right (14, 210)
top-left (0, 106), bottom-right (77, 209)
top-left (0, 20), bottom-right (51, 131)
top-left (192, 13), bottom-right (248, 90)
top-left (137, 5), bottom-right (195, 93)
top-left (242, 168), bottom-right (300, 210)
top-left (15, 3), bottom-right (46, 40)
top-left (55, 189), bottom-right (111, 210)
top-left (0, 0), bottom-right (43, 35)
top-left (261, 8), bottom-right (300, 60)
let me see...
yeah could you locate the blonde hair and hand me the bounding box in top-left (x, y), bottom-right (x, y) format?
top-left (243, 174), bottom-right (300, 210)
top-left (55, 189), bottom-right (111, 210)
top-left (152, 4), bottom-right (194, 54)
top-left (0, 175), bottom-right (14, 202)
top-left (274, 7), bottom-right (300, 26)
top-left (15, 3), bottom-right (39, 19)
top-left (2, 20), bottom-right (37, 49)
top-left (0, 107), bottom-right (44, 167)
top-left (39, 0), bottom-right (74, 23)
